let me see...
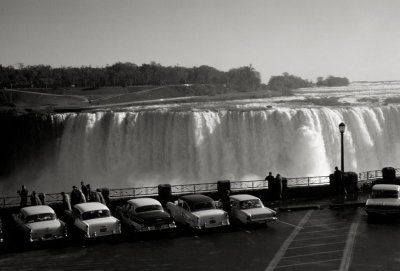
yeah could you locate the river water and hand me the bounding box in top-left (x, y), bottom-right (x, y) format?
top-left (2, 81), bottom-right (400, 196)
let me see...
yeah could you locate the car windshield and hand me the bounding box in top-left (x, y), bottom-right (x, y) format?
top-left (81, 209), bottom-right (111, 220)
top-left (190, 201), bottom-right (215, 211)
top-left (135, 205), bottom-right (163, 213)
top-left (371, 190), bottom-right (399, 199)
top-left (239, 199), bottom-right (262, 210)
top-left (25, 213), bottom-right (56, 223)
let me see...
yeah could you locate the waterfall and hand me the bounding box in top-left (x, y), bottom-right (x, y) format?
top-left (2, 105), bottom-right (400, 196)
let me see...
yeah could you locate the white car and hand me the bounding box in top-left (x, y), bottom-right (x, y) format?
top-left (70, 202), bottom-right (121, 238)
top-left (229, 194), bottom-right (277, 225)
top-left (116, 198), bottom-right (176, 232)
top-left (366, 184), bottom-right (400, 217)
top-left (12, 205), bottom-right (67, 242)
top-left (166, 194), bottom-right (229, 229)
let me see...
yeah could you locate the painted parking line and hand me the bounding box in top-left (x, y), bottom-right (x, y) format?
top-left (307, 218), bottom-right (345, 223)
top-left (304, 221), bottom-right (347, 228)
top-left (266, 209), bottom-right (359, 271)
top-left (265, 210), bottom-right (314, 271)
top-left (294, 234), bottom-right (348, 242)
top-left (282, 249), bottom-right (343, 259)
top-left (276, 220), bottom-right (305, 229)
top-left (339, 222), bottom-right (359, 271)
top-left (275, 259), bottom-right (342, 269)
top-left (287, 241), bottom-right (346, 250)
top-left (299, 227), bottom-right (349, 234)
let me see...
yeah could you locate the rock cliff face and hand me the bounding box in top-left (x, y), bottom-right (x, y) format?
top-left (1, 105), bottom-right (400, 196)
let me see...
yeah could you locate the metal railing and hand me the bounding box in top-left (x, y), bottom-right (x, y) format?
top-left (1, 168), bottom-right (398, 209)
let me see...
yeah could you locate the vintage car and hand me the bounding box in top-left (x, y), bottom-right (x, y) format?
top-left (365, 184), bottom-right (400, 217)
top-left (116, 198), bottom-right (176, 232)
top-left (68, 202), bottom-right (121, 238)
top-left (229, 194), bottom-right (277, 225)
top-left (166, 194), bottom-right (229, 229)
top-left (12, 205), bottom-right (67, 242)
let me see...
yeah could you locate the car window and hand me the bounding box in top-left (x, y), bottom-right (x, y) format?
top-left (81, 209), bottom-right (111, 220)
top-left (371, 190), bottom-right (399, 198)
top-left (182, 202), bottom-right (190, 211)
top-left (190, 201), bottom-right (215, 211)
top-left (25, 213), bottom-right (56, 223)
top-left (135, 205), bottom-right (162, 213)
top-left (231, 200), bottom-right (239, 208)
top-left (239, 199), bottom-right (262, 210)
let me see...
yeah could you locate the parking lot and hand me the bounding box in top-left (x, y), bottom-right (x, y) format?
top-left (0, 206), bottom-right (399, 271)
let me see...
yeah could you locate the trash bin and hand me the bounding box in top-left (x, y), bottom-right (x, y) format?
top-left (158, 184), bottom-right (172, 206)
top-left (382, 167), bottom-right (396, 183)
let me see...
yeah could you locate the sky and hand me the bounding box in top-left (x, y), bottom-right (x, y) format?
top-left (1, 0), bottom-right (400, 83)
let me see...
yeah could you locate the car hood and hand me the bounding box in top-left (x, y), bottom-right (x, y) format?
top-left (241, 208), bottom-right (275, 216)
top-left (26, 220), bottom-right (63, 231)
top-left (192, 209), bottom-right (226, 217)
top-left (83, 217), bottom-right (118, 226)
top-left (366, 198), bottom-right (400, 206)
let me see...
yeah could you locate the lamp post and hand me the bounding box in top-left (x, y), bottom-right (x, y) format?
top-left (339, 122), bottom-right (346, 172)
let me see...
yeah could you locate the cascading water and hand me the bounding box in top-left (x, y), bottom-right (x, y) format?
top-left (2, 104), bottom-right (400, 196)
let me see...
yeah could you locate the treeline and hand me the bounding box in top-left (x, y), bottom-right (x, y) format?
top-left (316, 76), bottom-right (350, 87)
top-left (267, 73), bottom-right (350, 92)
top-left (0, 62), bottom-right (261, 91)
top-left (267, 72), bottom-right (313, 91)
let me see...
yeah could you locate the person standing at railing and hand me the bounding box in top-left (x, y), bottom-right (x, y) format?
top-left (30, 191), bottom-right (42, 206)
top-left (70, 186), bottom-right (86, 206)
top-left (17, 185), bottom-right (28, 207)
top-left (275, 174), bottom-right (283, 201)
top-left (221, 189), bottom-right (231, 212)
top-left (81, 181), bottom-right (89, 201)
top-left (61, 192), bottom-right (71, 211)
top-left (265, 172), bottom-right (274, 183)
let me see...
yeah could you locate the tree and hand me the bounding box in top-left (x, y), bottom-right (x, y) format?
top-left (268, 73), bottom-right (312, 91)
top-left (316, 76), bottom-right (350, 87)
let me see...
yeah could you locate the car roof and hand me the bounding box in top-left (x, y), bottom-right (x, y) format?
top-left (74, 202), bottom-right (109, 213)
top-left (180, 194), bottom-right (213, 204)
top-left (230, 194), bottom-right (260, 201)
top-left (21, 205), bottom-right (55, 216)
top-left (127, 198), bottom-right (161, 207)
top-left (372, 184), bottom-right (400, 191)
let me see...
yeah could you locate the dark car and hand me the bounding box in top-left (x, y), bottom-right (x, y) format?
top-left (116, 198), bottom-right (176, 232)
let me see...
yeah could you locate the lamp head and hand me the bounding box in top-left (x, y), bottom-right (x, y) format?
top-left (339, 122), bottom-right (346, 133)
